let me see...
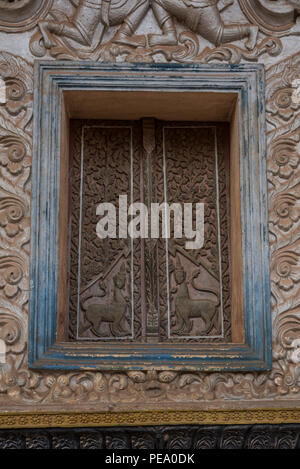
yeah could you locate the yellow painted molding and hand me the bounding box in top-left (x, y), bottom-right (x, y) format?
top-left (0, 409), bottom-right (300, 429)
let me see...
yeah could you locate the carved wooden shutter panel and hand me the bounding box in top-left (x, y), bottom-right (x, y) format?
top-left (69, 119), bottom-right (231, 344)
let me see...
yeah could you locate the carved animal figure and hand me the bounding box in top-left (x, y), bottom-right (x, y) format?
top-left (172, 259), bottom-right (220, 336)
top-left (81, 264), bottom-right (130, 337)
top-left (149, 0), bottom-right (259, 49)
top-left (37, 0), bottom-right (150, 50)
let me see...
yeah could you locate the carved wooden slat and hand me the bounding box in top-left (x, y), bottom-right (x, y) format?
top-left (155, 122), bottom-right (231, 342)
top-left (69, 120), bottom-right (142, 342)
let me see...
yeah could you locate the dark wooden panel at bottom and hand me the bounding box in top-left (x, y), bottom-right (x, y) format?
top-left (0, 425), bottom-right (299, 449)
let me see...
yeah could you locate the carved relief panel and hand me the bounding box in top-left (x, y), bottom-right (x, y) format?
top-left (25, 0), bottom-right (287, 65)
top-left (69, 119), bottom-right (231, 344)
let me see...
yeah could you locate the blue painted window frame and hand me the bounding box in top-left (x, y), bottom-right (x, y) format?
top-left (29, 61), bottom-right (271, 371)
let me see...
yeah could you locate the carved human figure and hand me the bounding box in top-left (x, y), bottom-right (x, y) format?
top-left (172, 258), bottom-right (220, 336)
top-left (38, 0), bottom-right (150, 49)
top-left (149, 0), bottom-right (259, 49)
top-left (35, 0), bottom-right (259, 53)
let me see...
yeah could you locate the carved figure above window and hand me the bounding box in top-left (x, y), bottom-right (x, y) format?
top-left (28, 0), bottom-right (284, 63)
top-left (33, 0), bottom-right (258, 53)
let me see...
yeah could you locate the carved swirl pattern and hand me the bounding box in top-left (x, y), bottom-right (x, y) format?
top-left (0, 37), bottom-right (300, 409)
top-left (0, 52), bottom-right (31, 403)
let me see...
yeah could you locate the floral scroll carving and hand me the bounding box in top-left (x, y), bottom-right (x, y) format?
top-left (0, 52), bottom-right (31, 404)
top-left (0, 187), bottom-right (28, 238)
top-left (267, 52), bottom-right (300, 397)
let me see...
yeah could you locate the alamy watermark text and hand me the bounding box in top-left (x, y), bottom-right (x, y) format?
top-left (96, 195), bottom-right (205, 250)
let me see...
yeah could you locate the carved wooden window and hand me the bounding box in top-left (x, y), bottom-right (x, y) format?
top-left (29, 62), bottom-right (271, 371)
top-left (68, 120), bottom-right (231, 344)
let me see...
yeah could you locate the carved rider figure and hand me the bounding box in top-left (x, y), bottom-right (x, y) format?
top-left (38, 0), bottom-right (150, 49)
top-left (172, 258), bottom-right (220, 336)
top-left (149, 0), bottom-right (259, 49)
top-left (81, 263), bottom-right (130, 337)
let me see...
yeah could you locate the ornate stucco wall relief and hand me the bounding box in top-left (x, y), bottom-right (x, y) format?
top-left (0, 49), bottom-right (299, 411)
top-left (0, 0), bottom-right (299, 424)
top-left (13, 0), bottom-right (297, 66)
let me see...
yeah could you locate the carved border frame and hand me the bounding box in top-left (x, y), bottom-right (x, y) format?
top-left (29, 61), bottom-right (271, 371)
top-left (1, 408), bottom-right (300, 429)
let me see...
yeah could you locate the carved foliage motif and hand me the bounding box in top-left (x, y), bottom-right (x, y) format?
top-left (0, 42), bottom-right (300, 406)
top-left (266, 53), bottom-right (300, 397)
top-left (0, 52), bottom-right (30, 308)
top-left (0, 52), bottom-right (31, 403)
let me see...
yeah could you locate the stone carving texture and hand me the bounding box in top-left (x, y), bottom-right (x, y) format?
top-left (0, 0), bottom-right (300, 411)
